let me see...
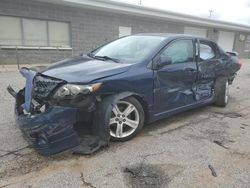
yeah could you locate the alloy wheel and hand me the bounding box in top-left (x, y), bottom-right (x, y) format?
top-left (225, 80), bottom-right (229, 104)
top-left (109, 101), bottom-right (140, 138)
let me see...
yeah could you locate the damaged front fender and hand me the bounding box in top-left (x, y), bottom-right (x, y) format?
top-left (72, 91), bottom-right (139, 155)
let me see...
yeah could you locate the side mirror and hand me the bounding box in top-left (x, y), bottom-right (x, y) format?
top-left (157, 56), bottom-right (172, 68)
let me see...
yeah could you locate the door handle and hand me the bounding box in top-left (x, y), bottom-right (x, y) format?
top-left (185, 68), bottom-right (196, 72)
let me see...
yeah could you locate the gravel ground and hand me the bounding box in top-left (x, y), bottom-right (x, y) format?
top-left (0, 61), bottom-right (249, 188)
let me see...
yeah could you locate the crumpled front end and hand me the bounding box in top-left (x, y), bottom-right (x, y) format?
top-left (9, 68), bottom-right (81, 155)
top-left (8, 67), bottom-right (109, 155)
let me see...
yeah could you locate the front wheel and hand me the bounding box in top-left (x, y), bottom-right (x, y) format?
top-left (214, 77), bottom-right (229, 107)
top-left (109, 97), bottom-right (144, 141)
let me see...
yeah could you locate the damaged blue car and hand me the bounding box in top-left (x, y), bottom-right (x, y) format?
top-left (7, 34), bottom-right (241, 155)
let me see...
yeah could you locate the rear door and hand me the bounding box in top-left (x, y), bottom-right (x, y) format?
top-left (153, 38), bottom-right (197, 115)
top-left (195, 39), bottom-right (221, 100)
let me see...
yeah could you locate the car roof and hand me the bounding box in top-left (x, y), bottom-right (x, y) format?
top-left (133, 33), bottom-right (210, 41)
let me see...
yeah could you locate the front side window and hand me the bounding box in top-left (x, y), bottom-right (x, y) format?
top-left (199, 43), bottom-right (216, 60)
top-left (160, 40), bottom-right (194, 64)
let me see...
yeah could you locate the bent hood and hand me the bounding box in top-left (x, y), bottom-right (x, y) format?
top-left (39, 56), bottom-right (131, 83)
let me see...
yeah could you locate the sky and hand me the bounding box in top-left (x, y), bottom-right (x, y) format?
top-left (112, 0), bottom-right (250, 26)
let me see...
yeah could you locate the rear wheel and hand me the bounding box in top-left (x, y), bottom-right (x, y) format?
top-left (109, 97), bottom-right (144, 141)
top-left (214, 77), bottom-right (229, 107)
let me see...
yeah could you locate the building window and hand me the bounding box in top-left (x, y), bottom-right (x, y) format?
top-left (23, 19), bottom-right (48, 46)
top-left (0, 16), bottom-right (22, 45)
top-left (0, 16), bottom-right (70, 47)
top-left (245, 35), bottom-right (250, 51)
top-left (48, 21), bottom-right (70, 47)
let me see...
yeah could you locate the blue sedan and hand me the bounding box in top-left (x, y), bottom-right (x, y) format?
top-left (8, 34), bottom-right (241, 155)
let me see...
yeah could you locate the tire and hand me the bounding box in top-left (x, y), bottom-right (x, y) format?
top-left (109, 96), bottom-right (145, 142)
top-left (214, 77), bottom-right (229, 107)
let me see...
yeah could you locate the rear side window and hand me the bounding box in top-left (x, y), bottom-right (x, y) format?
top-left (199, 43), bottom-right (215, 60)
top-left (161, 40), bottom-right (194, 64)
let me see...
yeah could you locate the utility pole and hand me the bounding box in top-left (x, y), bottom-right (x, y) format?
top-left (139, 0), bottom-right (142, 5)
top-left (209, 10), bottom-right (214, 18)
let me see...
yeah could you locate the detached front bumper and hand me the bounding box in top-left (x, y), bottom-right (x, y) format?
top-left (16, 106), bottom-right (80, 155)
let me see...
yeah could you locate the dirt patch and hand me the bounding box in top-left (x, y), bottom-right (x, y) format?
top-left (212, 111), bottom-right (243, 119)
top-left (0, 152), bottom-right (49, 179)
top-left (193, 127), bottom-right (226, 141)
top-left (0, 149), bottom-right (74, 179)
top-left (230, 151), bottom-right (250, 160)
top-left (123, 163), bottom-right (183, 188)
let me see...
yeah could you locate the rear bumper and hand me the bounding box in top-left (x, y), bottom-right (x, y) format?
top-left (16, 106), bottom-right (80, 155)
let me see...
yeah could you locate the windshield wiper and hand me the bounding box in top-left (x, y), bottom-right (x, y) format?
top-left (95, 56), bottom-right (120, 63)
top-left (87, 53), bottom-right (119, 63)
top-left (87, 52), bottom-right (94, 58)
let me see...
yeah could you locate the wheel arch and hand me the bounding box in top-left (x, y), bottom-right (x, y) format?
top-left (214, 75), bottom-right (229, 86)
top-left (131, 94), bottom-right (150, 123)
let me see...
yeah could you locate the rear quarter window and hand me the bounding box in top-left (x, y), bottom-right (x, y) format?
top-left (199, 43), bottom-right (216, 60)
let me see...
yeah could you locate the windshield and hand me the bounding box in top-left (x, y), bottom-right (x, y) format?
top-left (91, 36), bottom-right (165, 63)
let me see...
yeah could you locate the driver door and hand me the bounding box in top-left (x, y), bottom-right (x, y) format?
top-left (153, 39), bottom-right (197, 115)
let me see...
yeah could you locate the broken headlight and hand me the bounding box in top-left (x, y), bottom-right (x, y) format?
top-left (53, 83), bottom-right (102, 99)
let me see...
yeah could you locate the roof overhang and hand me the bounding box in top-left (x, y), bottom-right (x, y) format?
top-left (36, 0), bottom-right (250, 32)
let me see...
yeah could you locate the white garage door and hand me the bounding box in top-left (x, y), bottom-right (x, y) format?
top-left (217, 31), bottom-right (235, 52)
top-left (119, 26), bottom-right (131, 38)
top-left (184, 27), bottom-right (207, 38)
